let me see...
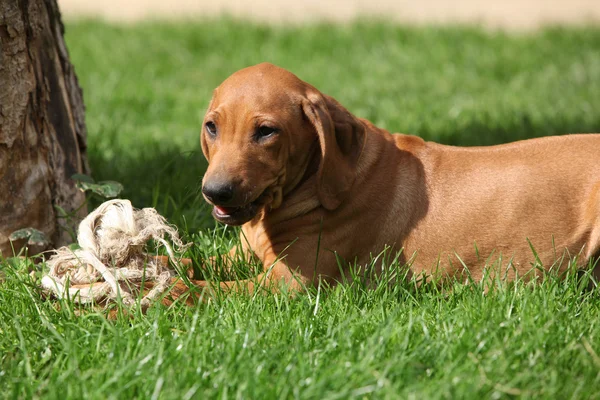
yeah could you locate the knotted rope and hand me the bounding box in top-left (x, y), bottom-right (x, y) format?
top-left (41, 199), bottom-right (189, 308)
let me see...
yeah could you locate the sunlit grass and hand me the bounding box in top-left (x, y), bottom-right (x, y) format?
top-left (1, 20), bottom-right (600, 399)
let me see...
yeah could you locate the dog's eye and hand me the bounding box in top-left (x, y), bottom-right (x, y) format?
top-left (205, 121), bottom-right (217, 137)
top-left (256, 126), bottom-right (278, 140)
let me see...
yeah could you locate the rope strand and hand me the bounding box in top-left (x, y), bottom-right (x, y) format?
top-left (41, 199), bottom-right (189, 308)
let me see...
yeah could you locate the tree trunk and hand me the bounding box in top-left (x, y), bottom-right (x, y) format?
top-left (0, 0), bottom-right (89, 255)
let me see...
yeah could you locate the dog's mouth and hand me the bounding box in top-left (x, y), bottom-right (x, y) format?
top-left (210, 190), bottom-right (270, 226)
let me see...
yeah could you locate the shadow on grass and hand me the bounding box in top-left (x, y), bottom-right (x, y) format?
top-left (88, 142), bottom-right (214, 234)
top-left (418, 111), bottom-right (600, 146)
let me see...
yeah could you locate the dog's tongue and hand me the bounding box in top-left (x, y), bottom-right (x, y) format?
top-left (215, 205), bottom-right (238, 215)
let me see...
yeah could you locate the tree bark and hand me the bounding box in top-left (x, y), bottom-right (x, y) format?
top-left (0, 0), bottom-right (89, 255)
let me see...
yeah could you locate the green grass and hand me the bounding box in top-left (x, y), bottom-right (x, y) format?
top-left (2, 19), bottom-right (600, 398)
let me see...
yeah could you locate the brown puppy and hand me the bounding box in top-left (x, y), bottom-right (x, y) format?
top-left (171, 62), bottom-right (600, 298)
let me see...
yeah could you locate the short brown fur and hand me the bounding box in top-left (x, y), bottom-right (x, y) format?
top-left (169, 63), bottom-right (600, 300)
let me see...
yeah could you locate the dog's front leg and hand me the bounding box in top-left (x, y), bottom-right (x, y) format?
top-left (164, 255), bottom-right (306, 305)
top-left (150, 244), bottom-right (251, 279)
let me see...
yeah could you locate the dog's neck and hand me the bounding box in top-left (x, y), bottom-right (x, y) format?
top-left (282, 139), bottom-right (320, 197)
top-left (259, 142), bottom-right (321, 224)
top-left (294, 142), bottom-right (321, 190)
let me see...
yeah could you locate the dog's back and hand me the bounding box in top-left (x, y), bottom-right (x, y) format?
top-left (400, 133), bottom-right (600, 280)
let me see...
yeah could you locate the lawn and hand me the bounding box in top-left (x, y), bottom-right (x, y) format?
top-left (2, 20), bottom-right (600, 399)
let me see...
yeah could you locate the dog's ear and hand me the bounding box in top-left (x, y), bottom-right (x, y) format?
top-left (301, 90), bottom-right (365, 210)
top-left (200, 125), bottom-right (210, 160)
top-left (201, 92), bottom-right (217, 160)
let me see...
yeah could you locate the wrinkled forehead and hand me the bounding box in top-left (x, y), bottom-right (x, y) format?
top-left (207, 66), bottom-right (306, 118)
top-left (212, 83), bottom-right (292, 111)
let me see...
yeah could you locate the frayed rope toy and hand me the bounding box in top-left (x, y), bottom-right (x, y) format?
top-left (41, 200), bottom-right (190, 308)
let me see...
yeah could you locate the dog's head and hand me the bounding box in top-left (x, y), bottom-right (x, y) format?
top-left (201, 63), bottom-right (365, 225)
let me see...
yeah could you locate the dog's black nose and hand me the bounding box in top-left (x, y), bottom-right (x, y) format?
top-left (202, 182), bottom-right (235, 205)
